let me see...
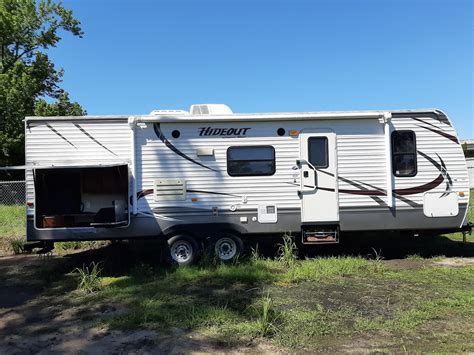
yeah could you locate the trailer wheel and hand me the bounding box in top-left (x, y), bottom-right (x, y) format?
top-left (213, 234), bottom-right (244, 263)
top-left (167, 234), bottom-right (199, 266)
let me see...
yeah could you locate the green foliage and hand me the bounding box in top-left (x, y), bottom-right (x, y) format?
top-left (462, 142), bottom-right (474, 158)
top-left (277, 233), bottom-right (298, 267)
top-left (405, 254), bottom-right (423, 261)
top-left (369, 247), bottom-right (385, 273)
top-left (250, 244), bottom-right (261, 263)
top-left (198, 245), bottom-right (220, 267)
top-left (74, 262), bottom-right (102, 293)
top-left (254, 293), bottom-right (279, 337)
top-left (81, 252), bottom-right (474, 352)
top-left (284, 256), bottom-right (372, 283)
top-left (9, 237), bottom-right (24, 254)
top-left (55, 240), bottom-right (108, 253)
top-left (0, 0), bottom-right (85, 168)
top-left (34, 90), bottom-right (86, 116)
top-left (0, 204), bottom-right (25, 237)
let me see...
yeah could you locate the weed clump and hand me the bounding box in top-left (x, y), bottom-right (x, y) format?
top-left (255, 293), bottom-right (280, 337)
top-left (75, 261), bottom-right (103, 293)
top-left (9, 238), bottom-right (25, 254)
top-left (369, 247), bottom-right (385, 273)
top-left (250, 244), bottom-right (261, 263)
top-left (277, 234), bottom-right (298, 267)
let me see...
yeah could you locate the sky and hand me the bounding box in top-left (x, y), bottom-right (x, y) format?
top-left (48, 0), bottom-right (473, 138)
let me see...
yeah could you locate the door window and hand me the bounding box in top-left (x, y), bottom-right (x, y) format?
top-left (308, 137), bottom-right (328, 168)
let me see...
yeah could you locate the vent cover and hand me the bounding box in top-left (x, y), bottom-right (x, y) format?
top-left (190, 104), bottom-right (233, 115)
top-left (154, 179), bottom-right (186, 201)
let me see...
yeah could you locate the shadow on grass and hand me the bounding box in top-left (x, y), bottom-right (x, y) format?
top-left (43, 231), bottom-right (474, 282)
top-left (19, 242), bottom-right (279, 345)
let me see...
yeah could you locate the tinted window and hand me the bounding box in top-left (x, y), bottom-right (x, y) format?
top-left (308, 137), bottom-right (328, 168)
top-left (227, 146), bottom-right (275, 176)
top-left (392, 131), bottom-right (417, 177)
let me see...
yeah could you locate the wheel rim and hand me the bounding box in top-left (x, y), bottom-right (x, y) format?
top-left (170, 240), bottom-right (193, 263)
top-left (215, 237), bottom-right (237, 261)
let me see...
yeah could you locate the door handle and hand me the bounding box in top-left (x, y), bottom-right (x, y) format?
top-left (298, 160), bottom-right (318, 192)
top-left (302, 170), bottom-right (317, 190)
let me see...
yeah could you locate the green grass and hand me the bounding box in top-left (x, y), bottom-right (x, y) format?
top-left (63, 251), bottom-right (473, 352)
top-left (0, 204), bottom-right (25, 237)
top-left (0, 204), bottom-right (26, 254)
top-left (55, 240), bottom-right (109, 253)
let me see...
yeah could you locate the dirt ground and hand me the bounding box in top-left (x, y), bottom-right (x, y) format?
top-left (0, 237), bottom-right (473, 354)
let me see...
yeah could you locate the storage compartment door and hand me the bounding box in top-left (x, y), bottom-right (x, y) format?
top-left (423, 192), bottom-right (459, 217)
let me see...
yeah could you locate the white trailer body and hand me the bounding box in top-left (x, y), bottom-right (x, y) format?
top-left (25, 106), bottom-right (471, 244)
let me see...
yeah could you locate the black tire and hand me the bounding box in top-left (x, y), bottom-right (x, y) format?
top-left (212, 234), bottom-right (244, 263)
top-left (167, 234), bottom-right (200, 266)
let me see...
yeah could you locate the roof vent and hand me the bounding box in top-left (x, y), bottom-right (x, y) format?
top-left (190, 104), bottom-right (233, 115)
top-left (149, 109), bottom-right (188, 115)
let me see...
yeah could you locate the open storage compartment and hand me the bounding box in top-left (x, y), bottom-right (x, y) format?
top-left (34, 165), bottom-right (129, 229)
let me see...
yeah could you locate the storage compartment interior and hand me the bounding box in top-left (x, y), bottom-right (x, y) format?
top-left (35, 165), bottom-right (129, 228)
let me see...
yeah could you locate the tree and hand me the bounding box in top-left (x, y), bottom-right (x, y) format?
top-left (0, 0), bottom-right (85, 168)
top-left (462, 142), bottom-right (474, 158)
top-left (34, 90), bottom-right (86, 116)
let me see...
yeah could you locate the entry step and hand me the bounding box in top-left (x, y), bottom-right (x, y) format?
top-left (302, 225), bottom-right (339, 244)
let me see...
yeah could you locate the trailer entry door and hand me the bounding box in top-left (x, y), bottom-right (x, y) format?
top-left (299, 130), bottom-right (339, 224)
top-left (34, 165), bottom-right (129, 229)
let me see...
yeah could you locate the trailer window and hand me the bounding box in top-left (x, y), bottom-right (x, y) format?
top-left (227, 146), bottom-right (275, 176)
top-left (308, 137), bottom-right (328, 168)
top-left (392, 131), bottom-right (417, 177)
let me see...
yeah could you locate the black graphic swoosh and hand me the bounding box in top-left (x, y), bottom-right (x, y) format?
top-left (46, 123), bottom-right (77, 149)
top-left (153, 123), bottom-right (217, 172)
top-left (74, 123), bottom-right (118, 156)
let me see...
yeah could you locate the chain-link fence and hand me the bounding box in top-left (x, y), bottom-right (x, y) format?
top-left (0, 181), bottom-right (26, 239)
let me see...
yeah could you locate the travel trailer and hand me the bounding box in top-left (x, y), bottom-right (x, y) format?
top-left (25, 105), bottom-right (471, 264)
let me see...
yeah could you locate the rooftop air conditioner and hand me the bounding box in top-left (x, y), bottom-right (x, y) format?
top-left (190, 104), bottom-right (233, 115)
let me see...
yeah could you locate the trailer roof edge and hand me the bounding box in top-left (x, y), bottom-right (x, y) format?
top-left (25, 109), bottom-right (441, 123)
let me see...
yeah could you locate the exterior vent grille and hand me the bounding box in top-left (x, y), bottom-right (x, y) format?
top-left (153, 179), bottom-right (186, 201)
